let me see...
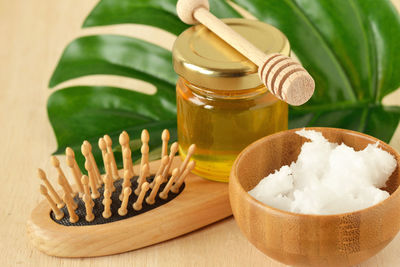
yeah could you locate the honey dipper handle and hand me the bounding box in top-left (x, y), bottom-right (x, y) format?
top-left (191, 7), bottom-right (266, 67)
top-left (176, 0), bottom-right (315, 105)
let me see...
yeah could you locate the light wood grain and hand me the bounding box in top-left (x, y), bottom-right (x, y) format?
top-left (1, 0), bottom-right (399, 266)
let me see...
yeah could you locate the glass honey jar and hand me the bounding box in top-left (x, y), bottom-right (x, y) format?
top-left (173, 19), bottom-right (290, 182)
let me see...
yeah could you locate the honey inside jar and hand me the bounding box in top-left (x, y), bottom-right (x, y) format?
top-left (173, 18), bottom-right (291, 182)
top-left (177, 78), bottom-right (287, 182)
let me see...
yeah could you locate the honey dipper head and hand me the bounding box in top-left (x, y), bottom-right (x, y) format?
top-left (283, 71), bottom-right (315, 106)
top-left (258, 53), bottom-right (314, 106)
top-left (176, 0), bottom-right (209, 25)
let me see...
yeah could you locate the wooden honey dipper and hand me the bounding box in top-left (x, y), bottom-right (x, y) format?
top-left (176, 0), bottom-right (315, 106)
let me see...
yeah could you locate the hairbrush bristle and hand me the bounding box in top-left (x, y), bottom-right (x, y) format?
top-left (160, 168), bottom-right (179, 199)
top-left (122, 146), bottom-right (134, 177)
top-left (39, 184), bottom-right (64, 220)
top-left (38, 168), bottom-right (64, 208)
top-left (103, 135), bottom-right (119, 180)
top-left (135, 163), bottom-right (149, 196)
top-left (37, 129), bottom-right (196, 225)
top-left (179, 144), bottom-right (196, 175)
top-left (52, 156), bottom-right (76, 198)
top-left (172, 160), bottom-right (196, 193)
top-left (82, 141), bottom-right (103, 185)
top-left (133, 182), bottom-right (150, 211)
top-left (162, 142), bottom-right (179, 182)
top-left (140, 130), bottom-right (150, 174)
top-left (85, 159), bottom-right (100, 199)
top-left (161, 129), bottom-right (170, 158)
top-left (120, 169), bottom-right (132, 201)
top-left (146, 175), bottom-right (163, 205)
top-left (102, 189), bottom-right (112, 219)
top-left (150, 156), bottom-right (169, 188)
top-left (118, 187), bottom-right (132, 216)
top-left (66, 147), bottom-right (84, 194)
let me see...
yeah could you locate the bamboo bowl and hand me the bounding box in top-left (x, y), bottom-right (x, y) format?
top-left (229, 127), bottom-right (400, 267)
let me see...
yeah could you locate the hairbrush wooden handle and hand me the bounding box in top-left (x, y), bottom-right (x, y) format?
top-left (176, 0), bottom-right (315, 106)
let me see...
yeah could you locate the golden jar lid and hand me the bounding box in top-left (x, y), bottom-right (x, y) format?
top-left (172, 18), bottom-right (290, 90)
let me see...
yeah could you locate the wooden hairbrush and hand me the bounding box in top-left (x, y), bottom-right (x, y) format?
top-left (27, 129), bottom-right (232, 257)
top-left (176, 0), bottom-right (315, 106)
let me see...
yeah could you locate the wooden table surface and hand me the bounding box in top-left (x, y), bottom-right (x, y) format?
top-left (1, 1), bottom-right (400, 266)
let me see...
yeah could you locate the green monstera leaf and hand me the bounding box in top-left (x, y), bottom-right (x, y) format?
top-left (232, 0), bottom-right (400, 142)
top-left (48, 0), bottom-right (400, 170)
top-left (48, 0), bottom-right (241, 169)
